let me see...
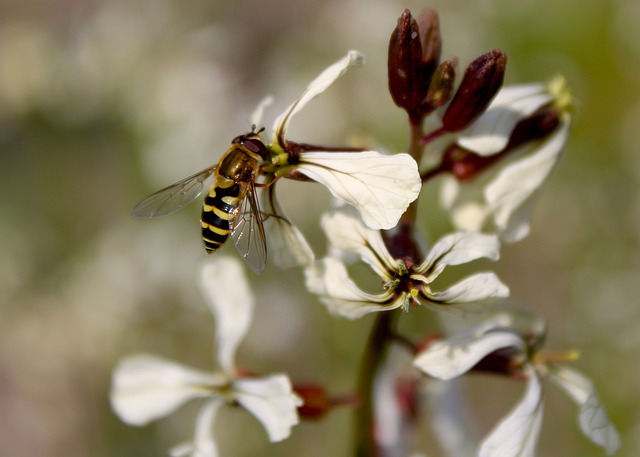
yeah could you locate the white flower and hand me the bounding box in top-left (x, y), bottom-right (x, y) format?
top-left (268, 51), bottom-right (422, 231)
top-left (439, 77), bottom-right (572, 242)
top-left (414, 311), bottom-right (621, 457)
top-left (110, 257), bottom-right (302, 457)
top-left (305, 206), bottom-right (509, 319)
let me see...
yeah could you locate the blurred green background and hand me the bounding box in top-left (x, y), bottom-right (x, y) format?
top-left (1, 0), bottom-right (638, 455)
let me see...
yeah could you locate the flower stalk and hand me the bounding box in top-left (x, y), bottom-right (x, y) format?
top-left (353, 312), bottom-right (399, 457)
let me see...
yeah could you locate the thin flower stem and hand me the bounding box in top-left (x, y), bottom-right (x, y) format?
top-left (421, 164), bottom-right (446, 182)
top-left (396, 119), bottom-right (425, 229)
top-left (420, 125), bottom-right (446, 145)
top-left (353, 311), bottom-right (399, 457)
top-left (352, 119), bottom-right (425, 457)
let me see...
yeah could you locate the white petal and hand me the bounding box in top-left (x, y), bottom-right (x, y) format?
top-left (440, 176), bottom-right (492, 233)
top-left (273, 51), bottom-right (364, 143)
top-left (373, 348), bottom-right (418, 457)
top-left (457, 84), bottom-right (553, 155)
top-left (296, 151), bottom-right (421, 230)
top-left (199, 257), bottom-right (254, 374)
top-left (110, 354), bottom-right (223, 426)
top-left (427, 272), bottom-right (510, 304)
top-left (305, 258), bottom-right (396, 319)
top-left (233, 375), bottom-right (302, 442)
top-left (373, 353), bottom-right (405, 451)
top-left (423, 379), bottom-right (480, 457)
top-left (250, 95), bottom-right (274, 129)
top-left (320, 206), bottom-right (396, 279)
top-left (547, 365), bottom-right (621, 455)
top-left (192, 399), bottom-right (223, 457)
top-left (484, 120), bottom-right (570, 243)
top-left (417, 232), bottom-right (501, 279)
top-left (478, 366), bottom-right (544, 457)
top-left (169, 399), bottom-right (223, 457)
top-left (414, 330), bottom-right (525, 380)
top-left (261, 187), bottom-right (314, 269)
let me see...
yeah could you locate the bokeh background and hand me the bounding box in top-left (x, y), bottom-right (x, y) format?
top-left (1, 0), bottom-right (638, 455)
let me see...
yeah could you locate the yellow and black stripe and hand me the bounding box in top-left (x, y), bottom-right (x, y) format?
top-left (200, 181), bottom-right (243, 253)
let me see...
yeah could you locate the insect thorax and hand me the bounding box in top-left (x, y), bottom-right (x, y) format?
top-left (217, 147), bottom-right (262, 182)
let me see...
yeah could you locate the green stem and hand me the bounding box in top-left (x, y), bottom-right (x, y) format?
top-left (396, 119), bottom-right (425, 230)
top-left (353, 312), bottom-right (399, 457)
top-left (352, 117), bottom-right (425, 457)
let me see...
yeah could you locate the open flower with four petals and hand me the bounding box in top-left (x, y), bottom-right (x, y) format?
top-left (305, 206), bottom-right (510, 319)
top-left (414, 309), bottom-right (621, 457)
top-left (110, 257), bottom-right (302, 457)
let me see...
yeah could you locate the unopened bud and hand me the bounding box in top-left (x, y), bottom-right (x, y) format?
top-left (442, 49), bottom-right (507, 132)
top-left (388, 10), bottom-right (424, 118)
top-left (388, 9), bottom-right (444, 123)
top-left (295, 385), bottom-right (332, 419)
top-left (505, 108), bottom-right (561, 150)
top-left (441, 143), bottom-right (497, 181)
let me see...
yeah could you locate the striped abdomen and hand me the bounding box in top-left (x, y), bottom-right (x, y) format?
top-left (201, 180), bottom-right (245, 253)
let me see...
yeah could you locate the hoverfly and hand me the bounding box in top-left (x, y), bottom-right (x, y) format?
top-left (131, 129), bottom-right (271, 274)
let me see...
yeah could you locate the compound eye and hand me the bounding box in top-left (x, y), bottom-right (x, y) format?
top-left (243, 138), bottom-right (269, 159)
top-left (231, 135), bottom-right (244, 144)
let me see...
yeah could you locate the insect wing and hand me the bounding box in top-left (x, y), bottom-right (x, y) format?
top-left (261, 182), bottom-right (314, 268)
top-left (131, 166), bottom-right (216, 219)
top-left (230, 181), bottom-right (267, 274)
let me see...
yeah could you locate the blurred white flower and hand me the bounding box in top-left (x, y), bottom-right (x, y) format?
top-left (305, 206), bottom-right (508, 319)
top-left (267, 51), bottom-right (422, 231)
top-left (440, 77), bottom-right (572, 242)
top-left (414, 311), bottom-right (621, 457)
top-left (110, 257), bottom-right (301, 457)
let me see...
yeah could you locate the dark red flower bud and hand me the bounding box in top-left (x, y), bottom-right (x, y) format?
top-left (504, 108), bottom-right (561, 150)
top-left (388, 10), bottom-right (424, 117)
top-left (442, 49), bottom-right (507, 132)
top-left (440, 143), bottom-right (498, 181)
top-left (295, 385), bottom-right (332, 419)
top-left (388, 9), bottom-right (444, 123)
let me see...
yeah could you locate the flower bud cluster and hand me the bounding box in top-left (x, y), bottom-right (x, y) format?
top-left (388, 9), bottom-right (506, 127)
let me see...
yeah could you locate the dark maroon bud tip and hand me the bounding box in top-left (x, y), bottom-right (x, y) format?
top-left (441, 49), bottom-right (507, 132)
top-left (388, 10), bottom-right (422, 112)
top-left (294, 385), bottom-right (332, 419)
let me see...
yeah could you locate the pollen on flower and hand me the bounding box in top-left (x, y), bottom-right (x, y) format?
top-left (534, 349), bottom-right (581, 365)
top-left (548, 75), bottom-right (573, 112)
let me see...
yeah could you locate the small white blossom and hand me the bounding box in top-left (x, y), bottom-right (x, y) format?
top-left (414, 311), bottom-right (621, 457)
top-left (268, 51), bottom-right (422, 231)
top-left (440, 77), bottom-right (572, 242)
top-left (305, 206), bottom-right (509, 319)
top-left (110, 257), bottom-right (302, 457)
